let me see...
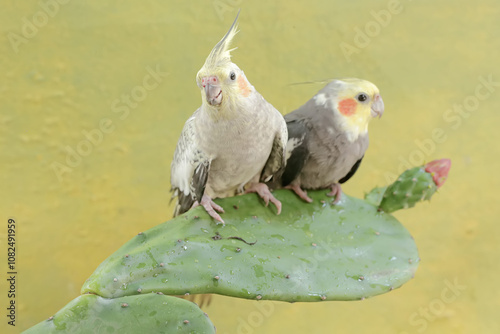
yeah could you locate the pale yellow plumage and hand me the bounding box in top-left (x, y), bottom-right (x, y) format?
top-left (195, 12), bottom-right (244, 118)
top-left (334, 78), bottom-right (381, 140)
top-left (170, 11), bottom-right (287, 224)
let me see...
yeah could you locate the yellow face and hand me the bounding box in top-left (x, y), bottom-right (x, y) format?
top-left (196, 63), bottom-right (251, 111)
top-left (195, 13), bottom-right (248, 113)
top-left (334, 78), bottom-right (384, 139)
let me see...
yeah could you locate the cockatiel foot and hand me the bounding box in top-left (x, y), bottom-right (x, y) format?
top-left (192, 195), bottom-right (225, 225)
top-left (245, 183), bottom-right (282, 214)
top-left (326, 183), bottom-right (343, 204)
top-left (285, 184), bottom-right (313, 203)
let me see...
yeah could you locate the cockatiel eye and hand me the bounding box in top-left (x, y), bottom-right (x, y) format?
top-left (230, 71), bottom-right (236, 80)
top-left (357, 93), bottom-right (368, 102)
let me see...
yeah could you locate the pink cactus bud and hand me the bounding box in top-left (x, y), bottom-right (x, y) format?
top-left (424, 159), bottom-right (451, 188)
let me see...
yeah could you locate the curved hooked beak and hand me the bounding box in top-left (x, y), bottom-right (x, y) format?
top-left (371, 94), bottom-right (384, 118)
top-left (205, 83), bottom-right (223, 106)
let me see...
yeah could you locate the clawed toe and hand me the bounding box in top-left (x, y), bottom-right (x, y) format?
top-left (326, 183), bottom-right (343, 204)
top-left (200, 195), bottom-right (225, 225)
top-left (246, 183), bottom-right (282, 214)
top-left (268, 195), bottom-right (282, 214)
top-left (285, 184), bottom-right (313, 203)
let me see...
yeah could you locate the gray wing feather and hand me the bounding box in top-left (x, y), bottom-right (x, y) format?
top-left (338, 156), bottom-right (363, 184)
top-left (171, 113), bottom-right (211, 216)
top-left (260, 114), bottom-right (288, 183)
top-left (281, 118), bottom-right (310, 187)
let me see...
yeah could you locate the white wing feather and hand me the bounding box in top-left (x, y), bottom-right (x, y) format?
top-left (170, 112), bottom-right (210, 215)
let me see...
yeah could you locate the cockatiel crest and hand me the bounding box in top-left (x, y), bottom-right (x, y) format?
top-left (199, 11), bottom-right (238, 74)
top-left (195, 11), bottom-right (252, 117)
top-left (170, 12), bottom-right (288, 225)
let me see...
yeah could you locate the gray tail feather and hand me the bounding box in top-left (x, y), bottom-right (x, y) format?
top-left (171, 188), bottom-right (190, 217)
top-left (172, 191), bottom-right (196, 217)
top-left (173, 203), bottom-right (181, 217)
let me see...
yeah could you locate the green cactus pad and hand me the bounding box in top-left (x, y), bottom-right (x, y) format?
top-left (378, 167), bottom-right (437, 213)
top-left (22, 293), bottom-right (216, 334)
top-left (81, 190), bottom-right (419, 302)
top-left (364, 186), bottom-right (387, 206)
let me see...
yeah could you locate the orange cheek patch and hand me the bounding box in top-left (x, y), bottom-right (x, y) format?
top-left (237, 76), bottom-right (251, 97)
top-left (338, 98), bottom-right (357, 116)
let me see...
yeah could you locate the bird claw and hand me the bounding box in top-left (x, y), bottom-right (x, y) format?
top-left (245, 183), bottom-right (282, 215)
top-left (200, 195), bottom-right (225, 225)
top-left (326, 183), bottom-right (343, 204)
top-left (285, 184), bottom-right (313, 203)
top-left (268, 195), bottom-right (282, 214)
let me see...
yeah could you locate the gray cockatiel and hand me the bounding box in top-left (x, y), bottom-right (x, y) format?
top-left (170, 13), bottom-right (287, 224)
top-left (281, 78), bottom-right (384, 203)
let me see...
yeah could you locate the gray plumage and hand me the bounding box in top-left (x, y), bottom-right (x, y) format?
top-left (283, 103), bottom-right (368, 189)
top-left (279, 79), bottom-right (384, 201)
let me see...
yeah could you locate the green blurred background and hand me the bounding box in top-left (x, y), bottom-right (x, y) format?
top-left (1, 0), bottom-right (499, 333)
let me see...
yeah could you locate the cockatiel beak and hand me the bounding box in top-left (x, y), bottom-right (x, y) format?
top-left (202, 76), bottom-right (223, 106)
top-left (371, 94), bottom-right (384, 118)
top-left (372, 94), bottom-right (384, 118)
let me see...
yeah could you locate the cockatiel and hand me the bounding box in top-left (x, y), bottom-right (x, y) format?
top-left (170, 13), bottom-right (287, 225)
top-left (281, 78), bottom-right (384, 203)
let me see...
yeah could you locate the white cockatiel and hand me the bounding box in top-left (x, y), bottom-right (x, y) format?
top-left (170, 13), bottom-right (287, 224)
top-left (281, 78), bottom-right (384, 203)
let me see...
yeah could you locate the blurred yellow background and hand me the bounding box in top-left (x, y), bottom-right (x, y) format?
top-left (1, 0), bottom-right (499, 333)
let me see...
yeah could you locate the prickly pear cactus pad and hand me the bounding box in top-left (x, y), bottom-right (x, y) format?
top-left (23, 294), bottom-right (216, 334)
top-left (370, 159), bottom-right (451, 213)
top-left (82, 190), bottom-right (420, 302)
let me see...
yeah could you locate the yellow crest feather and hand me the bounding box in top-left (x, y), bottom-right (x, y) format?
top-left (202, 11), bottom-right (240, 72)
